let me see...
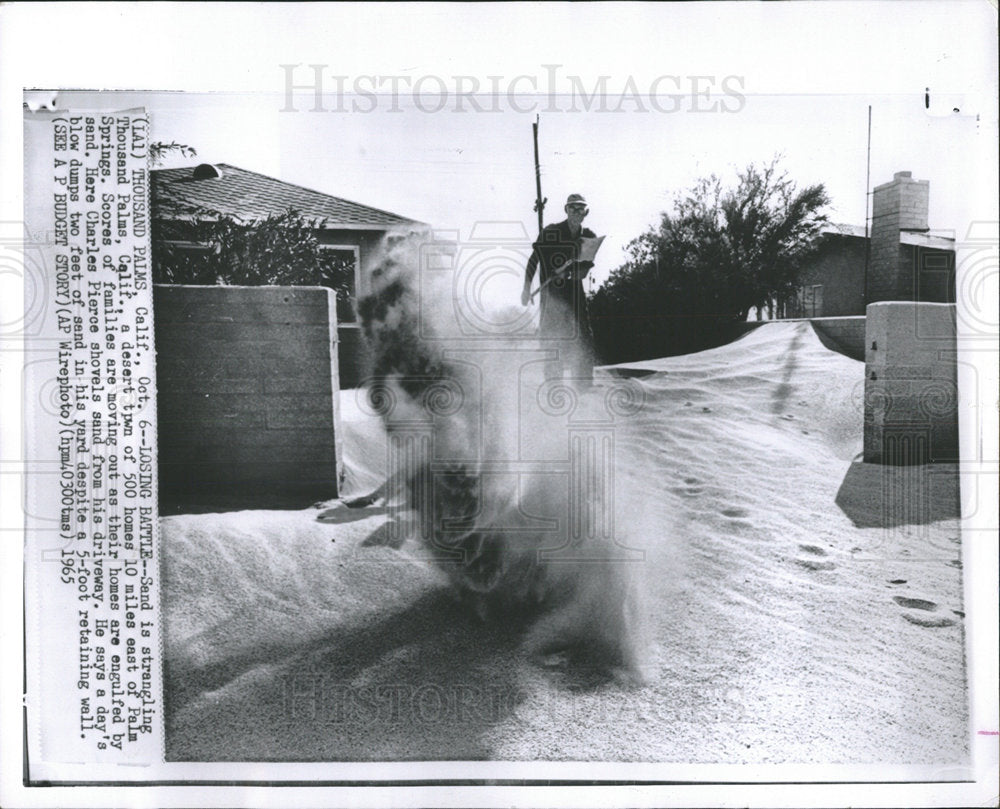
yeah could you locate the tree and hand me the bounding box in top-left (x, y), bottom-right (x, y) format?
top-left (148, 141), bottom-right (197, 167)
top-left (151, 207), bottom-right (357, 323)
top-left (589, 158), bottom-right (829, 361)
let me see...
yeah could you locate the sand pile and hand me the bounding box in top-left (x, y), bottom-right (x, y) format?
top-left (160, 321), bottom-right (967, 765)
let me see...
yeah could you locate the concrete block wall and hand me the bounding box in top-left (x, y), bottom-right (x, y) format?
top-left (154, 285), bottom-right (343, 509)
top-left (863, 302), bottom-right (958, 465)
top-left (796, 235), bottom-right (867, 317)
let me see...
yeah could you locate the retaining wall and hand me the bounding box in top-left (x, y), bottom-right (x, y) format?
top-left (810, 317), bottom-right (867, 361)
top-left (153, 285), bottom-right (343, 510)
top-left (863, 302), bottom-right (957, 464)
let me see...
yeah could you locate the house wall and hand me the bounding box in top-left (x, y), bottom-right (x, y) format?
top-left (797, 235), bottom-right (867, 316)
top-left (915, 246), bottom-right (956, 303)
top-left (319, 228), bottom-right (404, 389)
top-left (316, 228), bottom-right (390, 297)
top-left (874, 243), bottom-right (956, 305)
top-left (863, 302), bottom-right (957, 464)
top-left (337, 324), bottom-right (372, 389)
top-left (791, 175), bottom-right (953, 317)
top-left (153, 285), bottom-right (343, 510)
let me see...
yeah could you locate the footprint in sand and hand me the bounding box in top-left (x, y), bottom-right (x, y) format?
top-left (795, 544), bottom-right (836, 571)
top-left (892, 595), bottom-right (956, 627)
top-left (721, 507), bottom-right (749, 519)
top-left (671, 485), bottom-right (704, 497)
top-left (671, 477), bottom-right (705, 497)
top-left (903, 614), bottom-right (956, 627)
top-left (796, 558), bottom-right (836, 571)
top-left (795, 559), bottom-right (837, 570)
top-left (893, 596), bottom-right (937, 610)
top-left (780, 413), bottom-right (795, 421)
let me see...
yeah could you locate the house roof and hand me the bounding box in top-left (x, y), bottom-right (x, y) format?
top-left (899, 230), bottom-right (955, 250)
top-left (821, 222), bottom-right (868, 239)
top-left (820, 222), bottom-right (955, 251)
top-left (151, 163), bottom-right (425, 230)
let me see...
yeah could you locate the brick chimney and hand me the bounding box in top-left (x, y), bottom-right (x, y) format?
top-left (867, 171), bottom-right (930, 302)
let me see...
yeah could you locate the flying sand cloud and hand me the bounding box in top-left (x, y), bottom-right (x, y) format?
top-left (352, 233), bottom-right (653, 682)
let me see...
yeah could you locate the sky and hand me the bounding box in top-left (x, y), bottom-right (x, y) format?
top-left (54, 86), bottom-right (985, 306)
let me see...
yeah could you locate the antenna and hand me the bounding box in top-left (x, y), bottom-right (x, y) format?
top-left (863, 105), bottom-right (872, 308)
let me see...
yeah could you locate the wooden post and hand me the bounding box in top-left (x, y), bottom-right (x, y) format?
top-left (532, 115), bottom-right (546, 236)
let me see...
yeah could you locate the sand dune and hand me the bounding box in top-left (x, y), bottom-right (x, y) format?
top-left (160, 321), bottom-right (967, 764)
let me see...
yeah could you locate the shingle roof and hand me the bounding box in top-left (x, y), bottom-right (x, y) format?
top-left (151, 163), bottom-right (424, 229)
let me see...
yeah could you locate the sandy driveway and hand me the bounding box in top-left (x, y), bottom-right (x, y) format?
top-left (161, 322), bottom-right (967, 765)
